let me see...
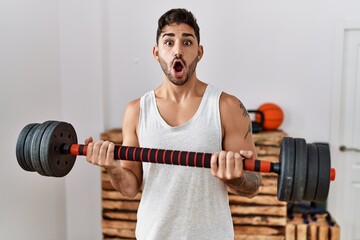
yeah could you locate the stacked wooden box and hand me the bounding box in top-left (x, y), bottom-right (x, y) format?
top-left (100, 129), bottom-right (138, 239)
top-left (102, 176), bottom-right (141, 239)
top-left (100, 129), bottom-right (288, 239)
top-left (231, 131), bottom-right (287, 239)
top-left (286, 213), bottom-right (340, 240)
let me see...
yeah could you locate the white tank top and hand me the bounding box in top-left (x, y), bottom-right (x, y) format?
top-left (136, 84), bottom-right (234, 240)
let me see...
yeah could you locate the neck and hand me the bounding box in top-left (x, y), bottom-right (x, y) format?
top-left (156, 77), bottom-right (206, 102)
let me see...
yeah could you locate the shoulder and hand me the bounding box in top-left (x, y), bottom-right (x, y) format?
top-left (219, 92), bottom-right (249, 119)
top-left (127, 98), bottom-right (140, 109)
top-left (126, 98), bottom-right (140, 115)
top-left (219, 92), bottom-right (255, 153)
top-left (123, 98), bottom-right (140, 128)
top-left (219, 91), bottom-right (251, 139)
top-left (220, 92), bottom-right (239, 106)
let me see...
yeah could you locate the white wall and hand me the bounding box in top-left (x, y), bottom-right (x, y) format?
top-left (104, 0), bottom-right (360, 143)
top-left (1, 0), bottom-right (360, 239)
top-left (1, 0), bottom-right (103, 239)
top-left (58, 0), bottom-right (104, 239)
top-left (0, 0), bottom-right (66, 239)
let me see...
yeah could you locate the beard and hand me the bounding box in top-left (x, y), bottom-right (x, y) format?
top-left (158, 55), bottom-right (199, 86)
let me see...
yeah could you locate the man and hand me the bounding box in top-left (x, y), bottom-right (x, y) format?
top-left (86, 8), bottom-right (261, 240)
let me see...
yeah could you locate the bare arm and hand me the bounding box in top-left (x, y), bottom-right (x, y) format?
top-left (86, 99), bottom-right (142, 198)
top-left (211, 93), bottom-right (262, 198)
top-left (108, 99), bottom-right (143, 197)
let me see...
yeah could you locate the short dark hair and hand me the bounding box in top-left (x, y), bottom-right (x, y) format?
top-left (156, 8), bottom-right (200, 45)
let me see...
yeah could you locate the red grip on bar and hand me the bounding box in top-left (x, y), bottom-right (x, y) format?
top-left (243, 159), bottom-right (272, 173)
top-left (70, 144), bottom-right (88, 156)
top-left (259, 160), bottom-right (272, 172)
top-left (243, 159), bottom-right (256, 171)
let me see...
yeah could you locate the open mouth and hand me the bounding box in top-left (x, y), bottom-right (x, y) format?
top-left (173, 61), bottom-right (184, 72)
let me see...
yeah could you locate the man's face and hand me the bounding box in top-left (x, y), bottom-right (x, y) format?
top-left (153, 23), bottom-right (203, 86)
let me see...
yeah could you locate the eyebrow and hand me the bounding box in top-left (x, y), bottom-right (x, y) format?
top-left (162, 32), bottom-right (195, 39)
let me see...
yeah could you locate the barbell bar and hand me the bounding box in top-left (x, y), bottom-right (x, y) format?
top-left (16, 120), bottom-right (335, 203)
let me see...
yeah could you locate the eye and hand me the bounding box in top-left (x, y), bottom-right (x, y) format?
top-left (164, 40), bottom-right (174, 46)
top-left (184, 40), bottom-right (192, 46)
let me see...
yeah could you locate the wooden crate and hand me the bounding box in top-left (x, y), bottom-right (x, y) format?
top-left (286, 213), bottom-right (340, 240)
top-left (100, 128), bottom-right (123, 144)
top-left (100, 130), bottom-right (288, 239)
top-left (230, 130), bottom-right (287, 240)
top-left (102, 182), bottom-right (140, 239)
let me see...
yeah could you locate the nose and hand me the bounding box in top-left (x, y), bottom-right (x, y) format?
top-left (173, 42), bottom-right (183, 58)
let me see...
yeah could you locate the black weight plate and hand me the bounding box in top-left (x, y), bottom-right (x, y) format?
top-left (39, 121), bottom-right (61, 176)
top-left (31, 121), bottom-right (56, 176)
top-left (277, 137), bottom-right (296, 202)
top-left (16, 123), bottom-right (38, 171)
top-left (303, 143), bottom-right (319, 201)
top-left (291, 138), bottom-right (308, 202)
top-left (40, 121), bottom-right (77, 177)
top-left (23, 123), bottom-right (41, 172)
top-left (314, 144), bottom-right (331, 202)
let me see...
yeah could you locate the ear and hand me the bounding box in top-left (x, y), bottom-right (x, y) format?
top-left (153, 45), bottom-right (159, 60)
top-left (197, 45), bottom-right (204, 61)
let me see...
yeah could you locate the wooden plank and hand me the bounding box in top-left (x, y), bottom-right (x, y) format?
top-left (258, 185), bottom-right (278, 195)
top-left (100, 128), bottom-right (123, 144)
top-left (102, 190), bottom-right (142, 201)
top-left (230, 205), bottom-right (286, 216)
top-left (103, 211), bottom-right (137, 221)
top-left (102, 227), bottom-right (135, 239)
top-left (260, 172), bottom-right (278, 178)
top-left (296, 224), bottom-right (307, 240)
top-left (260, 177), bottom-right (278, 187)
top-left (258, 176), bottom-right (279, 195)
top-left (234, 235), bottom-right (285, 240)
top-left (256, 147), bottom-right (281, 156)
top-left (258, 156), bottom-right (279, 163)
top-left (261, 175), bottom-right (278, 182)
top-left (102, 172), bottom-right (110, 181)
top-left (285, 224), bottom-right (295, 240)
top-left (234, 225), bottom-right (284, 235)
top-left (103, 236), bottom-right (135, 240)
top-left (229, 195), bottom-right (285, 206)
top-left (309, 224), bottom-right (317, 240)
top-left (104, 238), bottom-right (134, 240)
top-left (255, 140), bottom-right (281, 146)
top-left (232, 215), bottom-right (286, 226)
top-left (331, 224), bottom-right (340, 240)
top-left (253, 132), bottom-right (286, 141)
top-left (252, 131), bottom-right (287, 143)
top-left (318, 225), bottom-right (329, 240)
top-left (102, 219), bottom-right (136, 229)
top-left (102, 200), bottom-right (139, 211)
top-left (102, 179), bottom-right (115, 191)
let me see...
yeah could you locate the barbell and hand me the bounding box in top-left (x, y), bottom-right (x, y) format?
top-left (16, 120), bottom-right (335, 203)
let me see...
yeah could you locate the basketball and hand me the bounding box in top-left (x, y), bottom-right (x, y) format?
top-left (255, 103), bottom-right (284, 130)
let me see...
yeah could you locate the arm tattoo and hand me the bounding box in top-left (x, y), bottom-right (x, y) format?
top-left (239, 101), bottom-right (249, 118)
top-left (240, 101), bottom-right (251, 140)
top-left (244, 123), bottom-right (251, 140)
top-left (225, 172), bottom-right (262, 197)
